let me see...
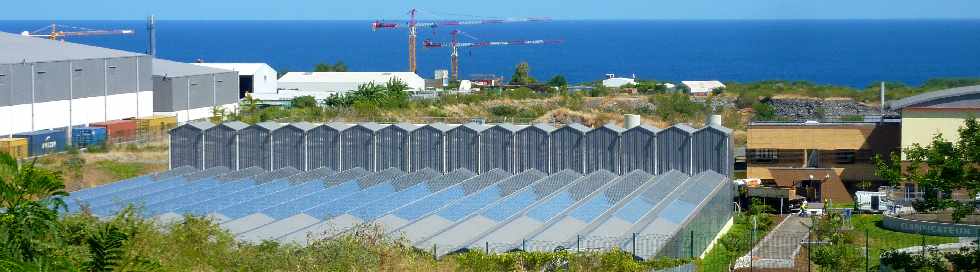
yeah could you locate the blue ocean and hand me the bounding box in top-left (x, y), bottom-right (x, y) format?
top-left (1, 20), bottom-right (979, 87)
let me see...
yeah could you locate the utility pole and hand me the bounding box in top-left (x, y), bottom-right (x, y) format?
top-left (147, 15), bottom-right (156, 56)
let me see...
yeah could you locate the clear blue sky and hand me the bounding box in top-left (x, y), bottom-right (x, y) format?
top-left (5, 0), bottom-right (980, 20)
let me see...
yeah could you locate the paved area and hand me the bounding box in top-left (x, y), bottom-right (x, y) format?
top-left (734, 215), bottom-right (811, 269)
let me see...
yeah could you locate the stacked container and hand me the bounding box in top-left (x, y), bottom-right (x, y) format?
top-left (136, 115), bottom-right (178, 140)
top-left (71, 127), bottom-right (108, 147)
top-left (91, 120), bottom-right (137, 143)
top-left (14, 129), bottom-right (67, 156)
top-left (0, 138), bottom-right (29, 159)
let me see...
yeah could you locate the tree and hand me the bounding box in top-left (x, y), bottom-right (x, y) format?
top-left (0, 152), bottom-right (68, 263)
top-left (314, 61), bottom-right (348, 72)
top-left (510, 62), bottom-right (536, 85)
top-left (547, 75), bottom-right (567, 88)
top-left (875, 117), bottom-right (980, 223)
top-left (290, 95), bottom-right (318, 109)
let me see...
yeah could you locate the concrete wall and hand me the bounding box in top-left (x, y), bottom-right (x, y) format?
top-left (901, 109), bottom-right (980, 157)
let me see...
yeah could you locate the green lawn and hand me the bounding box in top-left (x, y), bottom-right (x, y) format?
top-left (849, 214), bottom-right (958, 268)
top-left (698, 213), bottom-right (779, 271)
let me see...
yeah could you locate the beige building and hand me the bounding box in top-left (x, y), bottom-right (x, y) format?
top-left (889, 85), bottom-right (980, 157)
top-left (747, 121), bottom-right (901, 203)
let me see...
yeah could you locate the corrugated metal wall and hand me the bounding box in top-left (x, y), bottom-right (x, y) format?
top-left (550, 124), bottom-right (587, 173)
top-left (657, 126), bottom-right (694, 174)
top-left (0, 64), bottom-right (11, 107)
top-left (170, 125), bottom-right (203, 169)
top-left (238, 125), bottom-right (272, 170)
top-left (34, 61), bottom-right (70, 103)
top-left (377, 124), bottom-right (412, 171)
top-left (622, 126), bottom-right (657, 174)
top-left (585, 125), bottom-right (623, 174)
top-left (692, 126), bottom-right (731, 176)
top-left (307, 124), bottom-right (343, 171)
top-left (480, 125), bottom-right (516, 173)
top-left (340, 125), bottom-right (377, 171)
top-left (204, 125), bottom-right (238, 170)
top-left (410, 125), bottom-right (447, 172)
top-left (272, 125), bottom-right (306, 170)
top-left (516, 125), bottom-right (552, 173)
top-left (447, 124), bottom-right (481, 173)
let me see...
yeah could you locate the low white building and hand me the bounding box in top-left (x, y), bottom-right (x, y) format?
top-left (271, 72), bottom-right (425, 101)
top-left (682, 80), bottom-right (725, 96)
top-left (602, 74), bottom-right (636, 88)
top-left (194, 63), bottom-right (278, 96)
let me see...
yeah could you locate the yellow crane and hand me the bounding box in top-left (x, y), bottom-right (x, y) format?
top-left (21, 24), bottom-right (134, 40)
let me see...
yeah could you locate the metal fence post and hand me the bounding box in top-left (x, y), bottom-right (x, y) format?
top-left (486, 241), bottom-right (490, 254)
top-left (690, 230), bottom-right (695, 259)
top-left (865, 229), bottom-right (869, 272)
top-left (576, 235), bottom-right (581, 252)
top-left (522, 239), bottom-right (526, 252)
top-left (807, 226), bottom-right (812, 272)
top-left (920, 232), bottom-right (926, 257)
top-left (432, 244), bottom-right (437, 261)
top-left (632, 233), bottom-right (637, 257)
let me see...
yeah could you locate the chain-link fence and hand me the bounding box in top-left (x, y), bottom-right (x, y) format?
top-left (725, 216), bottom-right (980, 272)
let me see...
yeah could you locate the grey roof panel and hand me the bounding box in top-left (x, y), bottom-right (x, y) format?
top-left (601, 123), bottom-right (626, 133)
top-left (459, 122), bottom-right (490, 132)
top-left (530, 123), bottom-right (557, 132)
top-left (153, 58), bottom-right (234, 77)
top-left (562, 123), bottom-right (591, 133)
top-left (889, 85), bottom-right (980, 109)
top-left (187, 121), bottom-right (215, 131)
top-left (325, 122), bottom-right (353, 131)
top-left (216, 167), bottom-right (265, 181)
top-left (289, 122), bottom-right (319, 131)
top-left (358, 122), bottom-right (387, 132)
top-left (220, 121), bottom-right (250, 131)
top-left (0, 32), bottom-right (145, 64)
top-left (256, 121), bottom-right (283, 131)
top-left (493, 123), bottom-right (520, 132)
top-left (670, 124), bottom-right (697, 134)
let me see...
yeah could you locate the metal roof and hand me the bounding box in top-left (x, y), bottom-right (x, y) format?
top-left (628, 124), bottom-right (661, 134)
top-left (493, 123), bottom-right (521, 132)
top-left (255, 122), bottom-right (283, 131)
top-left (670, 123), bottom-right (698, 134)
top-left (529, 123), bottom-right (557, 132)
top-left (324, 122), bottom-right (353, 131)
top-left (193, 63), bottom-right (273, 76)
top-left (425, 122), bottom-right (454, 132)
top-left (561, 123), bottom-right (591, 133)
top-left (288, 122), bottom-right (319, 131)
top-left (153, 58), bottom-right (235, 78)
top-left (357, 122), bottom-right (387, 132)
top-left (599, 123), bottom-right (626, 133)
top-left (889, 85), bottom-right (980, 110)
top-left (184, 121), bottom-right (215, 131)
top-left (0, 31), bottom-right (145, 64)
top-left (219, 121), bottom-right (250, 131)
top-left (458, 122), bottom-right (491, 132)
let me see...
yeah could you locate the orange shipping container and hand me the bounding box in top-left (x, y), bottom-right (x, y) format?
top-left (91, 119), bottom-right (138, 143)
top-left (0, 138), bottom-right (29, 159)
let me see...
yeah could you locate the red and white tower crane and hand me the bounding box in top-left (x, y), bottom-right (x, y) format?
top-left (371, 9), bottom-right (549, 74)
top-left (423, 30), bottom-right (561, 81)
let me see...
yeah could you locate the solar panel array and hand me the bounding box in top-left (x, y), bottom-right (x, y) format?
top-left (66, 165), bottom-right (731, 260)
top-left (170, 121), bottom-right (732, 176)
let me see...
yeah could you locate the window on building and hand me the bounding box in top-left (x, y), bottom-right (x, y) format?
top-left (751, 149), bottom-right (778, 164)
top-left (834, 150), bottom-right (856, 164)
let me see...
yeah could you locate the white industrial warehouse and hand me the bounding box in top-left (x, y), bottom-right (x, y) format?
top-left (0, 31), bottom-right (153, 136)
top-left (273, 72), bottom-right (426, 100)
top-left (0, 31), bottom-right (245, 134)
top-left (193, 63), bottom-right (278, 97)
top-left (152, 59), bottom-right (240, 122)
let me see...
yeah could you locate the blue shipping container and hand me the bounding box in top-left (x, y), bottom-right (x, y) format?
top-left (14, 129), bottom-right (67, 156)
top-left (72, 127), bottom-right (107, 147)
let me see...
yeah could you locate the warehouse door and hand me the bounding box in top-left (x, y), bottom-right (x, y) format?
top-left (239, 75), bottom-right (252, 98)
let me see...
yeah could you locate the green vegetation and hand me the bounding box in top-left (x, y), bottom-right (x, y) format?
top-left (648, 93), bottom-right (709, 124)
top-left (1, 151), bottom-right (701, 271)
top-left (313, 61), bottom-right (348, 72)
top-left (93, 160), bottom-right (146, 181)
top-left (875, 118), bottom-right (980, 222)
top-left (547, 75), bottom-right (568, 88)
top-left (851, 215), bottom-right (957, 269)
top-left (698, 199), bottom-right (777, 271)
top-left (510, 62), bottom-right (536, 85)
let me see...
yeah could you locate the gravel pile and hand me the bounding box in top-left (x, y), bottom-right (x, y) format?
top-left (766, 98), bottom-right (895, 120)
